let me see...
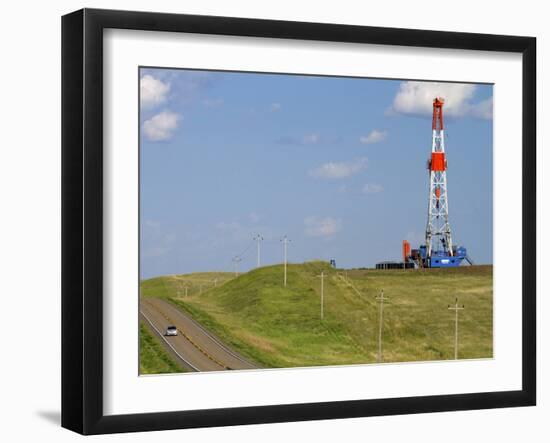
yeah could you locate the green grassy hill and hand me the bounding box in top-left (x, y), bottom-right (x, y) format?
top-left (141, 262), bottom-right (493, 368)
top-left (141, 271), bottom-right (234, 298)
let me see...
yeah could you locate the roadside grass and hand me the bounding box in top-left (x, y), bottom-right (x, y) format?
top-left (141, 262), bottom-right (493, 368)
top-left (139, 322), bottom-right (185, 374)
top-left (141, 272), bottom-right (234, 298)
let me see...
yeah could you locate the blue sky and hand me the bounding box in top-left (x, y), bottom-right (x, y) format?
top-left (140, 68), bottom-right (493, 279)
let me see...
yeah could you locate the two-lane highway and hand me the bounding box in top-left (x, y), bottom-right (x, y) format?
top-left (140, 297), bottom-right (258, 372)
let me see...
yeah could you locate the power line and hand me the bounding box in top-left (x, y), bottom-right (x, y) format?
top-left (175, 280), bottom-right (189, 298)
top-left (229, 238), bottom-right (257, 274)
top-left (253, 234), bottom-right (263, 268)
top-left (375, 290), bottom-right (389, 363)
top-left (232, 256), bottom-right (242, 277)
top-left (281, 235), bottom-right (291, 287)
top-left (448, 297), bottom-right (465, 360)
top-left (235, 240), bottom-right (255, 259)
top-left (317, 271), bottom-right (327, 320)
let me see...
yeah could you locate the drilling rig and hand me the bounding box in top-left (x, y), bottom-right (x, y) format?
top-left (375, 97), bottom-right (473, 270)
top-left (406, 97), bottom-right (472, 268)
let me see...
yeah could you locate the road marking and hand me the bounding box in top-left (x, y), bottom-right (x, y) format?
top-left (142, 300), bottom-right (229, 370)
top-left (140, 310), bottom-right (201, 372)
top-left (162, 299), bottom-right (257, 368)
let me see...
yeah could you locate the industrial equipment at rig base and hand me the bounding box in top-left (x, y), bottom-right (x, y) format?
top-left (377, 97), bottom-right (473, 270)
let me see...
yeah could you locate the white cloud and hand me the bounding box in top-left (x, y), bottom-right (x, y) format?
top-left (360, 129), bottom-right (387, 145)
top-left (390, 81), bottom-right (492, 119)
top-left (302, 133), bottom-right (320, 144)
top-left (362, 183), bottom-right (384, 194)
top-left (142, 111), bottom-right (180, 142)
top-left (304, 216), bottom-right (342, 238)
top-left (140, 74), bottom-right (170, 109)
top-left (470, 97), bottom-right (493, 120)
top-left (309, 158), bottom-right (367, 179)
top-left (270, 103), bottom-right (282, 112)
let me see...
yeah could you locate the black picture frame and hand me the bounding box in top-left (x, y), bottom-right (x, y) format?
top-left (62, 8), bottom-right (536, 435)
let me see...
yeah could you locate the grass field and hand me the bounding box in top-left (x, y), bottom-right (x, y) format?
top-left (139, 322), bottom-right (185, 374)
top-left (140, 262), bottom-right (493, 368)
top-left (141, 272), bottom-right (234, 298)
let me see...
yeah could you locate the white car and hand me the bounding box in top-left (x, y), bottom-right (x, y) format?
top-left (165, 326), bottom-right (178, 336)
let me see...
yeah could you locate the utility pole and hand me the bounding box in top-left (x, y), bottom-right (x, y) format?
top-left (448, 297), bottom-right (465, 360)
top-left (232, 256), bottom-right (242, 277)
top-left (253, 234), bottom-right (263, 268)
top-left (375, 290), bottom-right (389, 363)
top-left (185, 286), bottom-right (188, 298)
top-left (317, 271), bottom-right (327, 320)
top-left (281, 235), bottom-right (291, 287)
top-left (213, 278), bottom-right (218, 287)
